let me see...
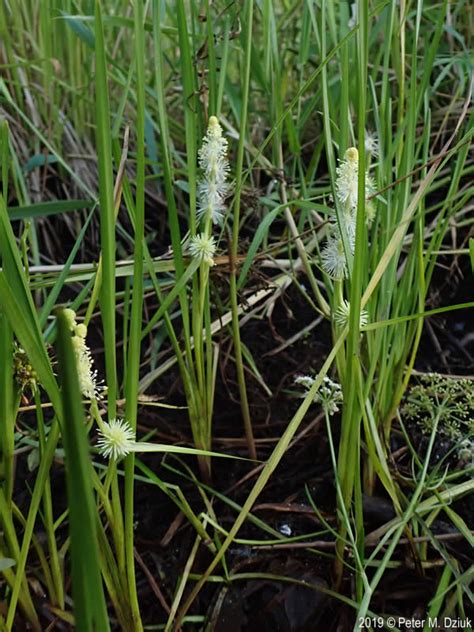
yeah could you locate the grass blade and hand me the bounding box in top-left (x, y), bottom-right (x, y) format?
top-left (55, 310), bottom-right (110, 631)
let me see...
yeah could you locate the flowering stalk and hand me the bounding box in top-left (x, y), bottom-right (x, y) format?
top-left (96, 418), bottom-right (245, 463)
top-left (183, 116), bottom-right (231, 480)
top-left (62, 309), bottom-right (128, 595)
top-left (321, 147), bottom-right (376, 337)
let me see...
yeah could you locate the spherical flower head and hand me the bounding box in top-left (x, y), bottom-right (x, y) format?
top-left (344, 213), bottom-right (357, 248)
top-left (321, 232), bottom-right (348, 279)
top-left (189, 233), bottom-right (216, 266)
top-left (97, 419), bottom-right (135, 460)
top-left (365, 130), bottom-right (379, 156)
top-left (197, 180), bottom-right (228, 225)
top-left (333, 299), bottom-right (369, 329)
top-left (348, 2), bottom-right (357, 28)
top-left (365, 200), bottom-right (376, 226)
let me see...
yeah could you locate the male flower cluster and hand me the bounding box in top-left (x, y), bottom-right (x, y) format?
top-left (321, 147), bottom-right (376, 280)
top-left (189, 116), bottom-right (230, 267)
top-left (197, 115), bottom-right (230, 225)
top-left (63, 308), bottom-right (101, 400)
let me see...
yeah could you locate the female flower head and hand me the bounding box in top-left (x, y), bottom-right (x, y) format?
top-left (321, 231), bottom-right (349, 279)
top-left (364, 130), bottom-right (379, 156)
top-left (333, 299), bottom-right (369, 329)
top-left (97, 419), bottom-right (135, 460)
top-left (189, 233), bottom-right (216, 266)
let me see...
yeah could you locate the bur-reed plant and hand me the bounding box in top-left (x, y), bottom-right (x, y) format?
top-left (0, 0), bottom-right (473, 630)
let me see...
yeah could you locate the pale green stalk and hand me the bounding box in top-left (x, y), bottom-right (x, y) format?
top-left (122, 1), bottom-right (146, 628)
top-left (94, 0), bottom-right (117, 418)
top-left (229, 0), bottom-right (257, 461)
top-left (35, 392), bottom-right (64, 609)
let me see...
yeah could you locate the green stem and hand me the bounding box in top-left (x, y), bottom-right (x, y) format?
top-left (122, 2), bottom-right (146, 628)
top-left (36, 391), bottom-right (64, 608)
top-left (334, 0), bottom-right (368, 589)
top-left (94, 0), bottom-right (117, 419)
top-left (229, 0), bottom-right (257, 461)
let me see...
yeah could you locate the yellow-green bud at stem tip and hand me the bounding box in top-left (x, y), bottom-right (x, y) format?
top-left (345, 147), bottom-right (358, 162)
top-left (207, 115), bottom-right (222, 137)
top-left (62, 308), bottom-right (76, 329)
top-left (75, 323), bottom-right (87, 338)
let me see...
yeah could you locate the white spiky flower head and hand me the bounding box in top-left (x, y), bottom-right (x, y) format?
top-left (364, 130), bottom-right (379, 156)
top-left (348, 3), bottom-right (357, 28)
top-left (97, 419), bottom-right (135, 460)
top-left (335, 147), bottom-right (376, 212)
top-left (365, 200), bottom-right (376, 226)
top-left (199, 116), bottom-right (228, 176)
top-left (64, 308), bottom-right (101, 400)
top-left (197, 116), bottom-right (230, 225)
top-left (333, 299), bottom-right (369, 329)
top-left (321, 232), bottom-right (348, 280)
top-left (336, 147), bottom-right (359, 210)
top-left (189, 233), bottom-right (216, 266)
top-left (71, 335), bottom-right (100, 400)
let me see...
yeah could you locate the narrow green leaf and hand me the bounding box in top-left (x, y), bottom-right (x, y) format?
top-left (94, 0), bottom-right (117, 417)
top-left (55, 310), bottom-right (110, 631)
top-left (0, 558), bottom-right (16, 572)
top-left (8, 200), bottom-right (94, 221)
